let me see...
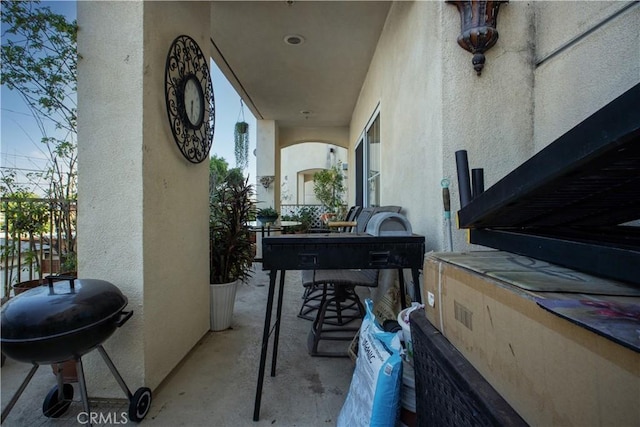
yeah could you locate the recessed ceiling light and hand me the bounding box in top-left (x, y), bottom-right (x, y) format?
top-left (284, 34), bottom-right (305, 46)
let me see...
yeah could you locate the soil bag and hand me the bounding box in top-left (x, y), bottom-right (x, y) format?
top-left (337, 299), bottom-right (403, 427)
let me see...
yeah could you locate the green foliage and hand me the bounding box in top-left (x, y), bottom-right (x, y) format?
top-left (209, 171), bottom-right (255, 284)
top-left (256, 207), bottom-right (278, 218)
top-left (0, 191), bottom-right (50, 294)
top-left (1, 0), bottom-right (78, 132)
top-left (234, 121), bottom-right (249, 170)
top-left (282, 206), bottom-right (319, 233)
top-left (209, 155), bottom-right (229, 187)
top-left (1, 0), bottom-right (78, 263)
top-left (313, 164), bottom-right (346, 213)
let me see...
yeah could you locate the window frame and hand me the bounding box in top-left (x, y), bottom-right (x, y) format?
top-left (356, 106), bottom-right (381, 207)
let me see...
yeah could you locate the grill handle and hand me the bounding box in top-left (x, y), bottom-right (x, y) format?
top-left (46, 275), bottom-right (76, 291)
top-left (117, 311), bottom-right (134, 327)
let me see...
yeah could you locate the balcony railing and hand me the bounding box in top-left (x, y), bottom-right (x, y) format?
top-left (1, 197), bottom-right (77, 299)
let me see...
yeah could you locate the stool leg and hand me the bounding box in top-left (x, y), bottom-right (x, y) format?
top-left (308, 284), bottom-right (330, 356)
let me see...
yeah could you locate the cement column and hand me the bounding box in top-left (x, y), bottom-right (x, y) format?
top-left (255, 120), bottom-right (278, 210)
top-left (78, 1), bottom-right (211, 394)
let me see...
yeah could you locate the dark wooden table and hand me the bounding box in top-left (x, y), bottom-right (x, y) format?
top-left (253, 232), bottom-right (425, 421)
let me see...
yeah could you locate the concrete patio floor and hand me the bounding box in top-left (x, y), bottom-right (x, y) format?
top-left (1, 266), bottom-right (361, 426)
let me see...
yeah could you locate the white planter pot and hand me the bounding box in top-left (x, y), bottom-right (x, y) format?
top-left (210, 280), bottom-right (238, 331)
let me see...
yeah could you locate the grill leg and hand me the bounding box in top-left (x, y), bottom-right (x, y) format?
top-left (96, 345), bottom-right (133, 400)
top-left (75, 357), bottom-right (92, 420)
top-left (55, 364), bottom-right (65, 400)
top-left (1, 363), bottom-right (40, 423)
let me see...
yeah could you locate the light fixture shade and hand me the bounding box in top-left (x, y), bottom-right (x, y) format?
top-left (447, 0), bottom-right (508, 75)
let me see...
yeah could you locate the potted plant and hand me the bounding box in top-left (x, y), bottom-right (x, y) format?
top-left (209, 168), bottom-right (255, 331)
top-left (256, 207), bottom-right (279, 226)
top-left (313, 163), bottom-right (346, 220)
top-left (234, 121), bottom-right (249, 170)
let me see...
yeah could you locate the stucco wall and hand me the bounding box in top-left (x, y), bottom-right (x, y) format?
top-left (279, 126), bottom-right (349, 148)
top-left (533, 2), bottom-right (639, 151)
top-left (78, 1), bottom-right (211, 395)
top-left (256, 119), bottom-right (277, 209)
top-left (280, 143), bottom-right (348, 205)
top-left (352, 1), bottom-right (534, 252)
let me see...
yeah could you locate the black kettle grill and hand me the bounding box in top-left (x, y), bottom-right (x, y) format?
top-left (0, 276), bottom-right (152, 424)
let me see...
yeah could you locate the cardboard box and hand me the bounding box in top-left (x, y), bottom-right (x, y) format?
top-left (422, 251), bottom-right (640, 426)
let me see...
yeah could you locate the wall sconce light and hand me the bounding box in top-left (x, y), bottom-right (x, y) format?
top-left (259, 175), bottom-right (276, 189)
top-left (447, 1), bottom-right (508, 76)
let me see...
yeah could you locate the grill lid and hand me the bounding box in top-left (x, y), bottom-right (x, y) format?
top-left (1, 278), bottom-right (128, 341)
top-left (365, 212), bottom-right (413, 236)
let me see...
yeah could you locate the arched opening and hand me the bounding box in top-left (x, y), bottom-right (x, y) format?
top-left (279, 142), bottom-right (348, 228)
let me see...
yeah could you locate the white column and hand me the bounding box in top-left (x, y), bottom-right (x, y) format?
top-left (255, 119), bottom-right (277, 209)
top-left (77, 0), bottom-right (211, 394)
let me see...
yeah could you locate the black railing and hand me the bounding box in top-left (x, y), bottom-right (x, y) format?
top-left (280, 204), bottom-right (347, 230)
top-left (1, 197), bottom-right (77, 299)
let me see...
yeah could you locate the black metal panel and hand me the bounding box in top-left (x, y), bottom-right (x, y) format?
top-left (262, 233), bottom-right (425, 271)
top-left (469, 229), bottom-right (640, 285)
top-left (458, 83), bottom-right (640, 229)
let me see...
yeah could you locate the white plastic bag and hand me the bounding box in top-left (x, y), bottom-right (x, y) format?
top-left (337, 299), bottom-right (403, 427)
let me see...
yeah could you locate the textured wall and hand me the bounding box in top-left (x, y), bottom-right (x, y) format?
top-left (280, 143), bottom-right (348, 206)
top-left (352, 1), bottom-right (534, 252)
top-left (77, 1), bottom-right (211, 394)
top-left (533, 2), bottom-right (640, 151)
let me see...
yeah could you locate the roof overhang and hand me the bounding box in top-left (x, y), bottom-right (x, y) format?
top-left (209, 1), bottom-right (391, 130)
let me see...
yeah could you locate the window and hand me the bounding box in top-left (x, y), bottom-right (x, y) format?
top-left (356, 109), bottom-right (381, 207)
top-left (366, 114), bottom-right (380, 207)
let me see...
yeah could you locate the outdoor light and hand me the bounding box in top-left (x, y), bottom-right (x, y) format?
top-left (284, 34), bottom-right (305, 46)
top-left (259, 175), bottom-right (276, 189)
top-left (447, 0), bottom-right (508, 76)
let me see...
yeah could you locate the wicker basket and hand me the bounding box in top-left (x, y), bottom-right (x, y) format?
top-left (409, 309), bottom-right (527, 427)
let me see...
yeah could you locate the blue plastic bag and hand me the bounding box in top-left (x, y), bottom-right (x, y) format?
top-left (337, 299), bottom-right (403, 427)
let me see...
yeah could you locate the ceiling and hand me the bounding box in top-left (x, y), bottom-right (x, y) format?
top-left (209, 1), bottom-right (391, 130)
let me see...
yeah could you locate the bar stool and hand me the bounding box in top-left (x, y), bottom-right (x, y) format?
top-left (298, 206), bottom-right (362, 320)
top-left (302, 269), bottom-right (379, 357)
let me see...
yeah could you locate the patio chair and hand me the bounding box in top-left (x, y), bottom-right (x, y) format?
top-left (326, 205), bottom-right (361, 233)
top-left (300, 205), bottom-right (402, 357)
top-left (302, 269), bottom-right (379, 357)
top-left (297, 206), bottom-right (362, 321)
top-left (298, 205), bottom-right (402, 322)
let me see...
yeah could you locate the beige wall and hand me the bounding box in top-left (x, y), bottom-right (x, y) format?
top-left (279, 126), bottom-right (349, 149)
top-left (351, 1), bottom-right (638, 252)
top-left (352, 1), bottom-right (534, 252)
top-left (256, 119), bottom-right (277, 209)
top-left (280, 143), bottom-right (348, 205)
top-left (533, 2), bottom-right (639, 151)
top-left (78, 1), bottom-right (211, 395)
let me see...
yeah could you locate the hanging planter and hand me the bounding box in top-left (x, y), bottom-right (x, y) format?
top-left (234, 100), bottom-right (250, 170)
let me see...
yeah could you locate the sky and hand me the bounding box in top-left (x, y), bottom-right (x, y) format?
top-left (0, 0), bottom-right (257, 196)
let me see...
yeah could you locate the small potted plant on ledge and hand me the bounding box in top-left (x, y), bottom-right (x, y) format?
top-left (209, 168), bottom-right (255, 331)
top-left (256, 207), bottom-right (279, 226)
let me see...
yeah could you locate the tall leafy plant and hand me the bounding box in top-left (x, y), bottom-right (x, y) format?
top-left (313, 164), bottom-right (346, 213)
top-left (209, 169), bottom-right (255, 284)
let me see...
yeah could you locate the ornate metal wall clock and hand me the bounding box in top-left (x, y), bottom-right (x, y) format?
top-left (165, 35), bottom-right (215, 163)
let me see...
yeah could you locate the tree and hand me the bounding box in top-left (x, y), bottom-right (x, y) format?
top-left (1, 0), bottom-right (78, 263)
top-left (313, 163), bottom-right (346, 213)
top-left (209, 155), bottom-right (230, 189)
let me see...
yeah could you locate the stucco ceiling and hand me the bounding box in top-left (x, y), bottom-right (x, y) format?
top-left (209, 1), bottom-right (391, 130)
